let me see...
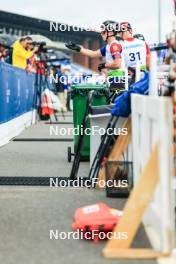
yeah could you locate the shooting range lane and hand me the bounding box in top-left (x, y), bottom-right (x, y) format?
top-left (13, 113), bottom-right (73, 140)
top-left (0, 113), bottom-right (89, 177)
top-left (0, 113), bottom-right (156, 264)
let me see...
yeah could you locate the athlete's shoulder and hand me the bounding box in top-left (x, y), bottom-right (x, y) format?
top-left (109, 41), bottom-right (122, 54)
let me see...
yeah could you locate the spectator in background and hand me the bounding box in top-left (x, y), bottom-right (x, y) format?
top-left (26, 42), bottom-right (37, 73)
top-left (12, 36), bottom-right (38, 69)
top-left (63, 65), bottom-right (72, 111)
top-left (53, 65), bottom-right (67, 112)
top-left (26, 55), bottom-right (37, 73)
top-left (0, 44), bottom-right (9, 62)
top-left (72, 71), bottom-right (84, 85)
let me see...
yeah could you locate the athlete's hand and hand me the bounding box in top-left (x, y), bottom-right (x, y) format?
top-left (65, 41), bottom-right (81, 52)
top-left (98, 63), bottom-right (106, 72)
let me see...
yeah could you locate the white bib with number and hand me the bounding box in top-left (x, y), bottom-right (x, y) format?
top-left (122, 38), bottom-right (147, 68)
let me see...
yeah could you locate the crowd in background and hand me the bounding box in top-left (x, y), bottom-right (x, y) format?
top-left (0, 34), bottom-right (169, 113)
top-left (0, 35), bottom-right (73, 112)
top-left (0, 36), bottom-right (40, 71)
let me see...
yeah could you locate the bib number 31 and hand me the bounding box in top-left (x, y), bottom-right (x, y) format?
top-left (129, 52), bottom-right (141, 61)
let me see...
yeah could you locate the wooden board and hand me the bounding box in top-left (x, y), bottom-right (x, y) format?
top-left (103, 248), bottom-right (170, 259)
top-left (97, 117), bottom-right (131, 188)
top-left (103, 144), bottom-right (169, 259)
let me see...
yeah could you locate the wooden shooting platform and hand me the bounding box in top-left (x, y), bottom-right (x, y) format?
top-left (100, 95), bottom-right (175, 259)
top-left (103, 144), bottom-right (170, 259)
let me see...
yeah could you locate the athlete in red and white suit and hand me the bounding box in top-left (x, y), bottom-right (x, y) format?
top-left (118, 22), bottom-right (150, 71)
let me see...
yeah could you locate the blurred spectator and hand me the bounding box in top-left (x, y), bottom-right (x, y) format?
top-left (62, 65), bottom-right (72, 111)
top-left (52, 65), bottom-right (67, 112)
top-left (72, 71), bottom-right (84, 85)
top-left (158, 48), bottom-right (167, 64)
top-left (0, 44), bottom-right (9, 62)
top-left (26, 42), bottom-right (37, 73)
top-left (35, 49), bottom-right (46, 75)
top-left (53, 65), bottom-right (64, 93)
top-left (26, 55), bottom-right (37, 73)
top-left (12, 36), bottom-right (38, 69)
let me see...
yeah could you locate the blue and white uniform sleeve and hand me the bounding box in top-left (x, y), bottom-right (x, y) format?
top-left (100, 46), bottom-right (106, 57)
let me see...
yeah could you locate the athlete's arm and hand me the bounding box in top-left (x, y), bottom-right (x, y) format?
top-left (65, 41), bottom-right (101, 58)
top-left (80, 48), bottom-right (102, 58)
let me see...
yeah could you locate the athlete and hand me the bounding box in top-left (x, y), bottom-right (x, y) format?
top-left (118, 22), bottom-right (150, 71)
top-left (65, 20), bottom-right (125, 91)
top-left (133, 33), bottom-right (145, 41)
